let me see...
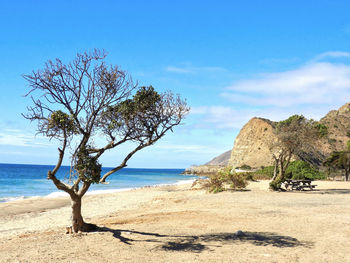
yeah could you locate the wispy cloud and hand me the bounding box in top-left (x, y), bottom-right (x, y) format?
top-left (222, 62), bottom-right (350, 107)
top-left (0, 129), bottom-right (50, 147)
top-left (190, 105), bottom-right (330, 131)
top-left (154, 142), bottom-right (221, 154)
top-left (191, 106), bottom-right (247, 130)
top-left (165, 66), bottom-right (194, 74)
top-left (312, 51), bottom-right (350, 61)
top-left (165, 65), bottom-right (227, 74)
top-left (259, 57), bottom-right (300, 65)
top-left (190, 51), bottom-right (350, 131)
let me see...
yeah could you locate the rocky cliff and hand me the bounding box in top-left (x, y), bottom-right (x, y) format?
top-left (228, 103), bottom-right (350, 169)
top-left (228, 117), bottom-right (277, 168)
top-left (189, 103), bottom-right (350, 174)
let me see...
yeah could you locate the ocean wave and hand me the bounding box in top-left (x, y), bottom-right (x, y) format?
top-left (1, 178), bottom-right (197, 202)
top-left (44, 179), bottom-right (196, 199)
top-left (45, 191), bottom-right (69, 198)
top-left (0, 196), bottom-right (26, 203)
top-left (86, 188), bottom-right (134, 196)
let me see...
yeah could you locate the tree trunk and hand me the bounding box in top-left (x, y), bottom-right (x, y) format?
top-left (71, 195), bottom-right (85, 232)
top-left (70, 195), bottom-right (96, 233)
top-left (279, 161), bottom-right (285, 181)
top-left (345, 169), bottom-right (349, 181)
top-left (271, 159), bottom-right (279, 181)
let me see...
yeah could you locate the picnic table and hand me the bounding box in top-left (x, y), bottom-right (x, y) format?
top-left (283, 179), bottom-right (317, 191)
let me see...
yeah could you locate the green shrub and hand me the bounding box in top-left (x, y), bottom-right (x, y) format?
top-left (206, 167), bottom-right (248, 193)
top-left (314, 123), bottom-right (328, 137)
top-left (244, 172), bottom-right (255, 181)
top-left (347, 140), bottom-right (350, 150)
top-left (269, 177), bottom-right (284, 191)
top-left (238, 164), bottom-right (252, 170)
top-left (205, 173), bottom-right (225, 193)
top-left (251, 166), bottom-right (274, 179)
top-left (285, 160), bottom-right (326, 180)
top-left (329, 138), bottom-right (337, 143)
top-left (225, 172), bottom-right (248, 190)
top-left (277, 115), bottom-right (305, 127)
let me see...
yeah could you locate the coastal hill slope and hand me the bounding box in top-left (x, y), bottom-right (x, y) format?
top-left (229, 102), bottom-right (350, 168)
top-left (189, 103), bottom-right (350, 173)
top-left (205, 150), bottom-right (231, 166)
top-left (228, 117), bottom-right (277, 169)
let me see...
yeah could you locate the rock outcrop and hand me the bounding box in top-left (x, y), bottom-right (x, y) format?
top-left (228, 103), bottom-right (350, 169)
top-left (228, 117), bottom-right (277, 169)
top-left (189, 103), bottom-right (350, 174)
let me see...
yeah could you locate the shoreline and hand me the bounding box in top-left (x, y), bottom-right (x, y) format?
top-left (1, 180), bottom-right (350, 262)
top-left (0, 178), bottom-right (197, 218)
top-left (0, 177), bottom-right (197, 204)
top-left (0, 181), bottom-right (196, 238)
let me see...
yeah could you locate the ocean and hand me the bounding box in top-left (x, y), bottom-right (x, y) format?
top-left (0, 163), bottom-right (198, 202)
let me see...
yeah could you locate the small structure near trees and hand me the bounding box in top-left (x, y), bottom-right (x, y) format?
top-left (23, 49), bottom-right (189, 232)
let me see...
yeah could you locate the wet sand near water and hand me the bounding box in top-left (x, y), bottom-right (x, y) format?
top-left (0, 181), bottom-right (350, 262)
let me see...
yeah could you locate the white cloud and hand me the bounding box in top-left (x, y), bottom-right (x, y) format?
top-left (165, 66), bottom-right (194, 74)
top-left (191, 106), bottom-right (297, 130)
top-left (259, 57), bottom-right (300, 65)
top-left (190, 106), bottom-right (246, 129)
top-left (313, 51), bottom-right (350, 61)
top-left (0, 129), bottom-right (50, 147)
top-left (154, 142), bottom-right (221, 154)
top-left (222, 62), bottom-right (350, 107)
top-left (190, 102), bottom-right (341, 132)
top-left (190, 53), bottom-right (350, 132)
top-left (165, 65), bottom-right (227, 74)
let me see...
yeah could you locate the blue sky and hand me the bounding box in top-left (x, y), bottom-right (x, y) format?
top-left (1, 0), bottom-right (350, 168)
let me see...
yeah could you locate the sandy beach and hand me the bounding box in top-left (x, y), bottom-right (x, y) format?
top-left (0, 180), bottom-right (350, 263)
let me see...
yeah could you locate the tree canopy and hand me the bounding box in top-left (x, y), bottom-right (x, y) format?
top-left (23, 49), bottom-right (189, 232)
top-left (269, 115), bottom-right (320, 190)
top-left (323, 151), bottom-right (350, 181)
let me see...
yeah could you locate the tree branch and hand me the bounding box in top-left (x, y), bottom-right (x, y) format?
top-left (99, 142), bottom-right (152, 183)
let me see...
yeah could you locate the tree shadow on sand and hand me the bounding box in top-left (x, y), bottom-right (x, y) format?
top-left (318, 189), bottom-right (350, 195)
top-left (95, 227), bottom-right (312, 253)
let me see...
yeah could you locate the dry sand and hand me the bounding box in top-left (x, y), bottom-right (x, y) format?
top-left (0, 180), bottom-right (350, 263)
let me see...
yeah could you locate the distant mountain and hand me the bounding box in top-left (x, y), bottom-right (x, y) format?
top-left (205, 150), bottom-right (231, 166)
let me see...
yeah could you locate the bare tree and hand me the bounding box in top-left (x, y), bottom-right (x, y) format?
top-left (23, 49), bottom-right (189, 232)
top-left (269, 115), bottom-right (319, 190)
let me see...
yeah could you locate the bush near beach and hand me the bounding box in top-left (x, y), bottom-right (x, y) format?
top-left (205, 166), bottom-right (248, 193)
top-left (251, 160), bottom-right (326, 181)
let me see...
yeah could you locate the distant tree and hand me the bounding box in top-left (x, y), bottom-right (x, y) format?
top-left (323, 151), bottom-right (350, 181)
top-left (269, 115), bottom-right (319, 190)
top-left (285, 160), bottom-right (326, 180)
top-left (23, 49), bottom-right (189, 232)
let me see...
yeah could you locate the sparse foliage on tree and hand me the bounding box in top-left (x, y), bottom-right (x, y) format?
top-left (23, 49), bottom-right (189, 232)
top-left (269, 115), bottom-right (319, 190)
